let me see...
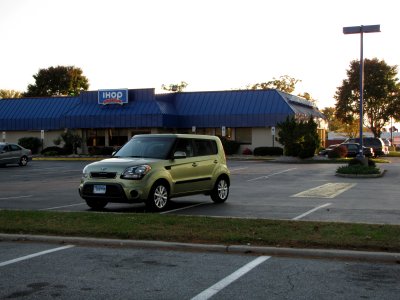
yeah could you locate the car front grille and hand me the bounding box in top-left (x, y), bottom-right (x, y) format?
top-left (90, 172), bottom-right (117, 179)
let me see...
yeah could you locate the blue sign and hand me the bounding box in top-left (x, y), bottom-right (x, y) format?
top-left (98, 89), bottom-right (128, 105)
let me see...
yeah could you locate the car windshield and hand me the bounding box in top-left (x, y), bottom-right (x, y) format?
top-left (113, 136), bottom-right (175, 159)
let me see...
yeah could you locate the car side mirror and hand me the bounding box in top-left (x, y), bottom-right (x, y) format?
top-left (173, 151), bottom-right (187, 159)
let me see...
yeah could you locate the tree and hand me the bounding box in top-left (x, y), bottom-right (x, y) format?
top-left (297, 92), bottom-right (317, 105)
top-left (276, 116), bottom-right (320, 158)
top-left (24, 66), bottom-right (89, 97)
top-left (161, 81), bottom-right (188, 92)
top-left (334, 58), bottom-right (400, 138)
top-left (0, 89), bottom-right (22, 99)
top-left (247, 75), bottom-right (301, 93)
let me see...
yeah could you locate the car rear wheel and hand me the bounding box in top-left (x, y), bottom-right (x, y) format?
top-left (85, 199), bottom-right (108, 210)
top-left (19, 156), bottom-right (28, 166)
top-left (146, 182), bottom-right (169, 211)
top-left (211, 177), bottom-right (229, 203)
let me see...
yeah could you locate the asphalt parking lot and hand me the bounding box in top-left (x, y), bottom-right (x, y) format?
top-left (1, 241), bottom-right (399, 300)
top-left (1, 158), bottom-right (400, 224)
top-left (1, 159), bottom-right (400, 299)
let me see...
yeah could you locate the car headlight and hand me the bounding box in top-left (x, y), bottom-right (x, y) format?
top-left (82, 171), bottom-right (89, 179)
top-left (121, 165), bottom-right (151, 180)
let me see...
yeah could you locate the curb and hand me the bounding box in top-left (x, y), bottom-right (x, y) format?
top-left (335, 169), bottom-right (386, 178)
top-left (1, 233), bottom-right (399, 264)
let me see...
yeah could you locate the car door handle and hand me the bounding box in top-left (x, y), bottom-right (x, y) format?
top-left (214, 160), bottom-right (218, 163)
top-left (192, 163), bottom-right (197, 167)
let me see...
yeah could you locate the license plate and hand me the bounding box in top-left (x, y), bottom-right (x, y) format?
top-left (93, 185), bottom-right (106, 194)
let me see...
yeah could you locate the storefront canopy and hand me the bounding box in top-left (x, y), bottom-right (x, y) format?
top-left (0, 88), bottom-right (324, 130)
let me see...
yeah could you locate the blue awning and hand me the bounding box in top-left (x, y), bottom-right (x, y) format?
top-left (0, 97), bottom-right (80, 130)
top-left (0, 88), bottom-right (325, 130)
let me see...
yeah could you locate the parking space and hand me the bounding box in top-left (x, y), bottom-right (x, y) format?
top-left (1, 159), bottom-right (400, 224)
top-left (1, 160), bottom-right (400, 299)
top-left (1, 241), bottom-right (399, 299)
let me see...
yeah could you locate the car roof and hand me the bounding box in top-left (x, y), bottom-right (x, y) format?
top-left (132, 134), bottom-right (220, 140)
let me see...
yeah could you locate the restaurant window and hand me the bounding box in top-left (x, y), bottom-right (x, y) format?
top-left (87, 129), bottom-right (105, 146)
top-left (109, 129), bottom-right (128, 147)
top-left (235, 128), bottom-right (252, 144)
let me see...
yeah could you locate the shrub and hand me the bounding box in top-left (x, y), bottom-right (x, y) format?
top-left (18, 137), bottom-right (42, 154)
top-left (242, 148), bottom-right (253, 155)
top-left (218, 137), bottom-right (240, 155)
top-left (61, 130), bottom-right (82, 154)
top-left (88, 146), bottom-right (115, 156)
top-left (348, 158), bottom-right (376, 167)
top-left (253, 147), bottom-right (283, 156)
top-left (336, 165), bottom-right (381, 175)
top-left (298, 147), bottom-right (315, 159)
top-left (41, 146), bottom-right (66, 156)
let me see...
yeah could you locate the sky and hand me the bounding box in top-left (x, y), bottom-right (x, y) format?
top-left (0, 0), bottom-right (399, 109)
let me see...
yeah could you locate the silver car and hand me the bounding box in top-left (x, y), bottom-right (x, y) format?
top-left (0, 142), bottom-right (32, 167)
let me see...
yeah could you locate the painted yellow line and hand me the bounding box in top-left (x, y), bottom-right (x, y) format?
top-left (291, 183), bottom-right (357, 199)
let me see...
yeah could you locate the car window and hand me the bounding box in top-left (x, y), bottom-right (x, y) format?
top-left (193, 139), bottom-right (218, 156)
top-left (0, 145), bottom-right (4, 151)
top-left (115, 136), bottom-right (175, 159)
top-left (174, 138), bottom-right (194, 157)
top-left (10, 144), bottom-right (21, 151)
top-left (348, 144), bottom-right (357, 151)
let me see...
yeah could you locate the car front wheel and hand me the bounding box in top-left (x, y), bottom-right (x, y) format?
top-left (211, 177), bottom-right (229, 203)
top-left (19, 156), bottom-right (28, 166)
top-left (146, 182), bottom-right (169, 211)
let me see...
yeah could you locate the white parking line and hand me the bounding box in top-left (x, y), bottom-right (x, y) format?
top-left (247, 168), bottom-right (297, 181)
top-left (160, 203), bottom-right (208, 214)
top-left (0, 195), bottom-right (33, 200)
top-left (292, 203), bottom-right (332, 220)
top-left (229, 167), bottom-right (248, 172)
top-left (191, 256), bottom-right (270, 300)
top-left (39, 203), bottom-right (86, 210)
top-left (0, 245), bottom-right (75, 267)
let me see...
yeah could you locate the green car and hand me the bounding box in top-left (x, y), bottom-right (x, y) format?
top-left (79, 134), bottom-right (230, 211)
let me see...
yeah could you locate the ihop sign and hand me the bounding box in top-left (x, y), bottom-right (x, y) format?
top-left (98, 89), bottom-right (128, 105)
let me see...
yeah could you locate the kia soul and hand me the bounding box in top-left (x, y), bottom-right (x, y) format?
top-left (79, 134), bottom-right (230, 211)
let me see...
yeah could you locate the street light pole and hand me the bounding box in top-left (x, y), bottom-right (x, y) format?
top-left (343, 24), bottom-right (380, 159)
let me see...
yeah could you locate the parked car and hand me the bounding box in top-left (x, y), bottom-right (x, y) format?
top-left (345, 137), bottom-right (387, 156)
top-left (339, 143), bottom-right (374, 158)
top-left (321, 143), bottom-right (374, 158)
top-left (79, 134), bottom-right (231, 211)
top-left (0, 142), bottom-right (32, 167)
top-left (318, 144), bottom-right (339, 156)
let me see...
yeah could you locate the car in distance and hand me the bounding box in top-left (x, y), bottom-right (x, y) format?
top-left (345, 137), bottom-right (387, 157)
top-left (79, 134), bottom-right (230, 211)
top-left (321, 143), bottom-right (374, 158)
top-left (318, 144), bottom-right (339, 156)
top-left (0, 142), bottom-right (32, 167)
top-left (339, 143), bottom-right (374, 158)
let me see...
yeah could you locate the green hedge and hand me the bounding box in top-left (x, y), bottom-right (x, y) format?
top-left (41, 146), bottom-right (67, 156)
top-left (18, 137), bottom-right (42, 154)
top-left (219, 137), bottom-right (240, 155)
top-left (88, 146), bottom-right (115, 156)
top-left (253, 147), bottom-right (283, 156)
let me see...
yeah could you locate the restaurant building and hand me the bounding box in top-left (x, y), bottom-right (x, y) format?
top-left (0, 88), bottom-right (327, 154)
